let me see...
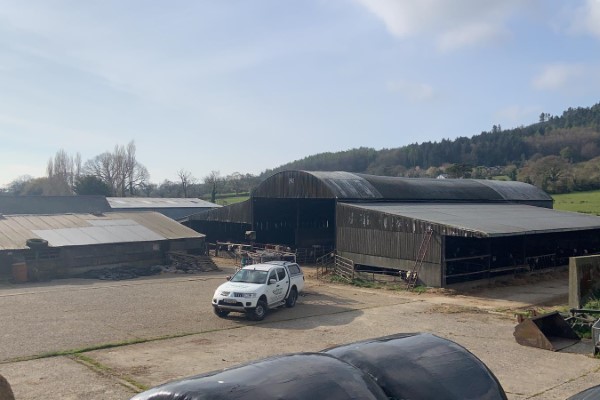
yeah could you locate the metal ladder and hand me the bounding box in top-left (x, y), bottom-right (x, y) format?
top-left (406, 227), bottom-right (433, 290)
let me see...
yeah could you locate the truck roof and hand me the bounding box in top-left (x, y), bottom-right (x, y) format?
top-left (241, 264), bottom-right (276, 272)
top-left (241, 261), bottom-right (297, 272)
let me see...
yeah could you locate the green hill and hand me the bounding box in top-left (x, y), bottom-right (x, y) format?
top-left (261, 102), bottom-right (600, 194)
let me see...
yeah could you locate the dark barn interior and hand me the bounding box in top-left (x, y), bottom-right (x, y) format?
top-left (252, 198), bottom-right (335, 248)
top-left (444, 230), bottom-right (600, 285)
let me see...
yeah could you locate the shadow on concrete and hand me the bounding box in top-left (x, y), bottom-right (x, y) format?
top-left (220, 291), bottom-right (365, 330)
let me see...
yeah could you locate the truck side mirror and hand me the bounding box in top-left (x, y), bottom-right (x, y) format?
top-left (226, 276), bottom-right (231, 281)
top-left (269, 278), bottom-right (277, 285)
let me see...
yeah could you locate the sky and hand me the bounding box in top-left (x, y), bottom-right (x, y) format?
top-left (1, 0), bottom-right (600, 187)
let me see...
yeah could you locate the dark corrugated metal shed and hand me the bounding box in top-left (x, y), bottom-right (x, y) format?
top-left (342, 203), bottom-right (600, 238)
top-left (0, 195), bottom-right (111, 215)
top-left (184, 200), bottom-right (253, 244)
top-left (186, 170), bottom-right (600, 286)
top-left (336, 202), bottom-right (600, 287)
top-left (251, 171), bottom-right (552, 206)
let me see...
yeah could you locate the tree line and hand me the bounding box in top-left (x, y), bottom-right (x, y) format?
top-left (2, 141), bottom-right (261, 201)
top-left (261, 102), bottom-right (600, 194)
top-left (4, 102), bottom-right (600, 198)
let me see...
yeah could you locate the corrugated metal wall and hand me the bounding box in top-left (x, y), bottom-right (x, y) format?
top-left (336, 203), bottom-right (441, 264)
top-left (252, 171), bottom-right (334, 198)
top-left (189, 200), bottom-right (252, 224)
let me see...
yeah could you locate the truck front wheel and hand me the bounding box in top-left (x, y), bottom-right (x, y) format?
top-left (213, 307), bottom-right (230, 318)
top-left (249, 300), bottom-right (268, 321)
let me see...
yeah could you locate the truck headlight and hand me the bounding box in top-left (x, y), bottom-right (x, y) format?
top-left (242, 293), bottom-right (256, 298)
top-left (220, 291), bottom-right (230, 296)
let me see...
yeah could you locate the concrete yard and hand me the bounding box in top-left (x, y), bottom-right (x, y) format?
top-left (0, 259), bottom-right (598, 400)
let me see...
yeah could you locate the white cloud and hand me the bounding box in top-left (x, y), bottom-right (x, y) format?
top-left (532, 64), bottom-right (585, 90)
top-left (571, 0), bottom-right (600, 38)
top-left (354, 0), bottom-right (525, 50)
top-left (386, 80), bottom-right (434, 101)
top-left (495, 105), bottom-right (541, 125)
top-left (438, 23), bottom-right (510, 52)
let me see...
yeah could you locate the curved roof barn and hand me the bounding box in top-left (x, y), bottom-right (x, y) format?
top-left (252, 170), bottom-right (552, 206)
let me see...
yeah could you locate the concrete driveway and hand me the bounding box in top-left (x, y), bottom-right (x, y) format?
top-left (0, 260), bottom-right (597, 400)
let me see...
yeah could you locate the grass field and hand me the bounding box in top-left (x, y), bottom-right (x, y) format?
top-left (552, 190), bottom-right (600, 215)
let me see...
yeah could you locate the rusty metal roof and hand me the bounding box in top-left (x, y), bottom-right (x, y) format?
top-left (107, 197), bottom-right (219, 209)
top-left (0, 212), bottom-right (204, 250)
top-left (343, 203), bottom-right (600, 237)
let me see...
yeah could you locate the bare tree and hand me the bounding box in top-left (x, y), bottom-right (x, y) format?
top-left (83, 140), bottom-right (149, 197)
top-left (84, 152), bottom-right (117, 195)
top-left (227, 172), bottom-right (243, 195)
top-left (46, 149), bottom-right (82, 194)
top-left (177, 169), bottom-right (197, 198)
top-left (204, 170), bottom-right (221, 203)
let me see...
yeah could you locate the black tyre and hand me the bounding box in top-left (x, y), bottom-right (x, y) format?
top-left (26, 238), bottom-right (48, 249)
top-left (213, 307), bottom-right (230, 318)
top-left (249, 299), bottom-right (268, 321)
top-left (285, 288), bottom-right (298, 308)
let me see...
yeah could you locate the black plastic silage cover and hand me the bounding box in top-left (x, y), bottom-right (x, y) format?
top-left (130, 353), bottom-right (388, 400)
top-left (325, 333), bottom-right (507, 400)
top-left (131, 333), bottom-right (507, 400)
top-left (567, 384), bottom-right (600, 400)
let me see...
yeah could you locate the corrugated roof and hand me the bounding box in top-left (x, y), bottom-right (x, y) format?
top-left (0, 195), bottom-right (111, 215)
top-left (107, 197), bottom-right (220, 209)
top-left (308, 171), bottom-right (382, 199)
top-left (343, 203), bottom-right (600, 237)
top-left (0, 212), bottom-right (204, 250)
top-left (255, 171), bottom-right (552, 204)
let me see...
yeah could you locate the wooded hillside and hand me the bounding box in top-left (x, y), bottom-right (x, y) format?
top-left (263, 102), bottom-right (600, 194)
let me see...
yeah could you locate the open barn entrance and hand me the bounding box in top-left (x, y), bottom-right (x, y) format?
top-left (252, 198), bottom-right (336, 250)
top-left (444, 230), bottom-right (600, 285)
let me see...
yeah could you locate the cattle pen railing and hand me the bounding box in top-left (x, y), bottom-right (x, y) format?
top-left (317, 252), bottom-right (407, 284)
top-left (316, 252), bottom-right (355, 281)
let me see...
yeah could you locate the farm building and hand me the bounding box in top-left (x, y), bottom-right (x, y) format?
top-left (0, 195), bottom-right (219, 221)
top-left (106, 197), bottom-right (220, 220)
top-left (0, 195), bottom-right (111, 215)
top-left (186, 170), bottom-right (600, 287)
top-left (0, 211), bottom-right (205, 281)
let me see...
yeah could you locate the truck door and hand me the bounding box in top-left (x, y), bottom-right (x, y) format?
top-left (276, 267), bottom-right (289, 299)
top-left (267, 268), bottom-right (287, 304)
top-left (265, 269), bottom-right (282, 305)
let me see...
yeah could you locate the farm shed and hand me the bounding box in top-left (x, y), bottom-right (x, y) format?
top-left (0, 211), bottom-right (205, 281)
top-left (186, 170), bottom-right (600, 287)
top-left (337, 203), bottom-right (600, 287)
top-left (0, 195), bottom-right (110, 215)
top-left (107, 197), bottom-right (220, 220)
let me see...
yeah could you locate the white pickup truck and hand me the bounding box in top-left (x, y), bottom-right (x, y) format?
top-left (212, 261), bottom-right (305, 321)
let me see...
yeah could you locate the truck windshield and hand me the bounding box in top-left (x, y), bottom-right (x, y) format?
top-left (231, 269), bottom-right (268, 284)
